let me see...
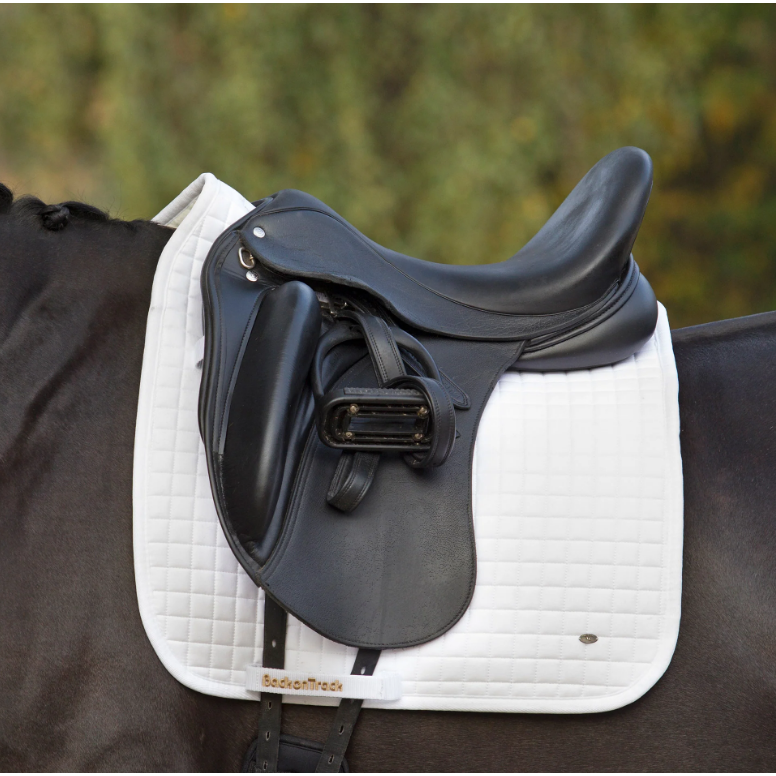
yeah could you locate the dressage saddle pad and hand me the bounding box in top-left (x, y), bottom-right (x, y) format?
top-left (134, 170), bottom-right (683, 715)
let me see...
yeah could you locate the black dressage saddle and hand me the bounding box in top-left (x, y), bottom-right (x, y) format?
top-left (198, 147), bottom-right (658, 771)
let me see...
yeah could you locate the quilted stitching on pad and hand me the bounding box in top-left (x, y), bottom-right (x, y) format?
top-left (134, 176), bottom-right (683, 714)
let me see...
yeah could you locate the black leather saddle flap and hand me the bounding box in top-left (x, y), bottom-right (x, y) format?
top-left (258, 334), bottom-right (522, 648)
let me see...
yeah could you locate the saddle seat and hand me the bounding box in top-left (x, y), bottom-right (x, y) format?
top-left (248, 146), bottom-right (651, 316)
top-left (375, 146), bottom-right (651, 316)
top-left (239, 147), bottom-right (657, 363)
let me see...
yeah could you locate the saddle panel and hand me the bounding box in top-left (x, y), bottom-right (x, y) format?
top-left (515, 271), bottom-right (659, 371)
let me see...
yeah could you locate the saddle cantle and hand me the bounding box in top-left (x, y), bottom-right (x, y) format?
top-left (198, 147), bottom-right (658, 770)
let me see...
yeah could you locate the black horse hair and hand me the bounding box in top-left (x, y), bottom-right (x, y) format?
top-left (0, 181), bottom-right (138, 230)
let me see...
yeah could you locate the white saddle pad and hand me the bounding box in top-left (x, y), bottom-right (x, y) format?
top-left (134, 174), bottom-right (683, 714)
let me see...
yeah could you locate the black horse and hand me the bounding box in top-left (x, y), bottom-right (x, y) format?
top-left (0, 185), bottom-right (774, 771)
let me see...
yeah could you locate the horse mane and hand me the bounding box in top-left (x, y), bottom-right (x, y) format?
top-left (0, 181), bottom-right (146, 230)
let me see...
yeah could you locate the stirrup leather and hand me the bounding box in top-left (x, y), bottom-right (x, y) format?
top-left (311, 311), bottom-right (460, 511)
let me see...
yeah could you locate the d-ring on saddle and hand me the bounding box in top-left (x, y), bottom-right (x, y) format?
top-left (198, 147), bottom-right (658, 771)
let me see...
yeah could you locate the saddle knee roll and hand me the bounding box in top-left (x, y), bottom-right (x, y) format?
top-left (221, 281), bottom-right (322, 563)
top-left (513, 272), bottom-right (658, 372)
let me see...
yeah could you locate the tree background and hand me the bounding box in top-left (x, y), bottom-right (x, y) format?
top-left (1, 4), bottom-right (775, 327)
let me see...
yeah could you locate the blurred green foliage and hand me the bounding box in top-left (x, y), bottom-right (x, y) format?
top-left (1, 4), bottom-right (775, 327)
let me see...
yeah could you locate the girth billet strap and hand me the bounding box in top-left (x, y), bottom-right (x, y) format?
top-left (249, 599), bottom-right (380, 773)
top-left (250, 596), bottom-right (380, 773)
top-left (252, 596), bottom-right (288, 773)
top-left (316, 648), bottom-right (382, 773)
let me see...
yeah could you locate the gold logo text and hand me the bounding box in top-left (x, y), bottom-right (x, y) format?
top-left (263, 674), bottom-right (344, 692)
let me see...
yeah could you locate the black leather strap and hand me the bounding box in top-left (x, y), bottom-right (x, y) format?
top-left (253, 596), bottom-right (288, 773)
top-left (326, 451), bottom-right (381, 512)
top-left (325, 313), bottom-right (405, 511)
top-left (243, 734), bottom-right (350, 773)
top-left (315, 311), bottom-right (458, 511)
top-left (348, 312), bottom-right (404, 385)
top-left (315, 649), bottom-right (381, 773)
top-left (387, 373), bottom-right (457, 469)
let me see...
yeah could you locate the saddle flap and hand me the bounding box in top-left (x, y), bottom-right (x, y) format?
top-left (259, 336), bottom-right (522, 649)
